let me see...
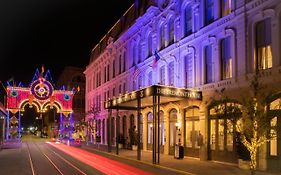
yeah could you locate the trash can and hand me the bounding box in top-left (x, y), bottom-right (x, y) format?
top-left (174, 145), bottom-right (184, 159)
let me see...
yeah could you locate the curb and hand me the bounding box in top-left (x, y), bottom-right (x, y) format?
top-left (82, 146), bottom-right (195, 175)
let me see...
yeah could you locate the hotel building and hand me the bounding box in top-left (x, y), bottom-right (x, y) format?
top-left (84, 0), bottom-right (281, 171)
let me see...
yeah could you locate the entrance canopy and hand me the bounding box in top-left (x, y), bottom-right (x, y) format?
top-left (105, 85), bottom-right (202, 110)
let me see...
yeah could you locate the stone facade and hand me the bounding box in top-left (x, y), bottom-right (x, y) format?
top-left (85, 0), bottom-right (281, 171)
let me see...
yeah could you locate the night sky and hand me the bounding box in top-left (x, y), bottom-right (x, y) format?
top-left (0, 0), bottom-right (135, 86)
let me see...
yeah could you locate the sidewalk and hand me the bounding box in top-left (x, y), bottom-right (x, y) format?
top-left (82, 143), bottom-right (281, 175)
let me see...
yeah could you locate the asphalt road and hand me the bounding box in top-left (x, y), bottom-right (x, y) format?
top-left (0, 135), bottom-right (181, 175)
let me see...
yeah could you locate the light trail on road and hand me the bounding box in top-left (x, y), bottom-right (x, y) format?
top-left (47, 142), bottom-right (154, 175)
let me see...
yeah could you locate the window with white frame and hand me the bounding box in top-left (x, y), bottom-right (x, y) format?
top-left (159, 24), bottom-right (165, 50)
top-left (168, 61), bottom-right (174, 86)
top-left (168, 19), bottom-right (174, 45)
top-left (221, 36), bottom-right (232, 79)
top-left (185, 54), bottom-right (193, 88)
top-left (256, 18), bottom-right (272, 70)
top-left (148, 71), bottom-right (153, 86)
top-left (119, 54), bottom-right (122, 74)
top-left (185, 5), bottom-right (192, 36)
top-left (138, 42), bottom-right (142, 63)
top-left (113, 60), bottom-right (116, 78)
top-left (159, 66), bottom-right (165, 85)
top-left (221, 0), bottom-right (232, 17)
top-left (205, 0), bottom-right (214, 25)
top-left (123, 52), bottom-right (126, 72)
top-left (148, 34), bottom-right (153, 57)
top-left (205, 45), bottom-right (214, 84)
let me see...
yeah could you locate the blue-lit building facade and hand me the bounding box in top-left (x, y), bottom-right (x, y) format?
top-left (85, 0), bottom-right (281, 171)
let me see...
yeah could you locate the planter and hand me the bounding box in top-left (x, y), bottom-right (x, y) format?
top-left (132, 145), bottom-right (137, 151)
top-left (238, 159), bottom-right (250, 170)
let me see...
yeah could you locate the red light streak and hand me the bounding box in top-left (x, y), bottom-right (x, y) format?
top-left (47, 142), bottom-right (154, 175)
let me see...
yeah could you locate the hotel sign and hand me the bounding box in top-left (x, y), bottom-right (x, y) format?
top-left (105, 85), bottom-right (202, 109)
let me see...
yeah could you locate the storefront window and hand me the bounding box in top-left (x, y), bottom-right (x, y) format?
top-left (226, 119), bottom-right (233, 151)
top-left (147, 113), bottom-right (153, 144)
top-left (170, 109), bottom-right (177, 146)
top-left (210, 120), bottom-right (216, 150)
top-left (270, 116), bottom-right (277, 156)
top-left (186, 121), bottom-right (192, 147)
top-left (218, 119), bottom-right (224, 150)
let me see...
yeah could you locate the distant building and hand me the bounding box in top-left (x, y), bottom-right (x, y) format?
top-left (57, 66), bottom-right (85, 123)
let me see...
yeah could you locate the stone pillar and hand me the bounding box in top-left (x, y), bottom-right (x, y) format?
top-left (143, 112), bottom-right (148, 151)
top-left (179, 108), bottom-right (185, 147)
top-left (164, 112), bottom-right (169, 155)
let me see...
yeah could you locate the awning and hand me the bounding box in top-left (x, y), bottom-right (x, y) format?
top-left (104, 85), bottom-right (202, 110)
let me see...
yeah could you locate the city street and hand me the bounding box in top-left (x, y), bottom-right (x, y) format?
top-left (0, 135), bottom-right (181, 175)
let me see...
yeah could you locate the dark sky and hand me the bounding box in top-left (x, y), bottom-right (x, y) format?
top-left (0, 0), bottom-right (135, 86)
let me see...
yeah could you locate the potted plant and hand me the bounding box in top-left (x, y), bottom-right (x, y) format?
top-left (129, 126), bottom-right (138, 151)
top-left (117, 134), bottom-right (125, 149)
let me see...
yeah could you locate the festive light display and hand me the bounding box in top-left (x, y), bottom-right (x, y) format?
top-left (5, 68), bottom-right (76, 141)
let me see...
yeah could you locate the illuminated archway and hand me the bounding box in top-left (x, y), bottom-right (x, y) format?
top-left (5, 68), bottom-right (75, 141)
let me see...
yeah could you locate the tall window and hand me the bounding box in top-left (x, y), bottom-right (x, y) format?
top-left (168, 62), bottom-right (174, 86)
top-left (138, 42), bottom-right (142, 63)
top-left (113, 60), bottom-right (116, 78)
top-left (221, 0), bottom-right (232, 17)
top-left (159, 25), bottom-right (165, 50)
top-left (221, 37), bottom-right (232, 79)
top-left (148, 34), bottom-right (153, 57)
top-left (205, 45), bottom-right (214, 83)
top-left (107, 65), bottom-right (110, 81)
top-left (205, 0), bottom-right (214, 25)
top-left (133, 44), bottom-right (137, 66)
top-left (123, 52), bottom-right (126, 72)
top-left (168, 19), bottom-right (174, 44)
top-left (119, 55), bottom-right (122, 74)
top-left (160, 66), bottom-right (165, 85)
top-left (185, 5), bottom-right (192, 36)
top-left (148, 71), bottom-right (153, 86)
top-left (185, 54), bottom-right (193, 88)
top-left (256, 18), bottom-right (272, 70)
top-left (104, 66), bottom-right (107, 83)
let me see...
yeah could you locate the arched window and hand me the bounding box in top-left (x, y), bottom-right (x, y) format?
top-left (147, 113), bottom-right (153, 145)
top-left (205, 0), bottom-right (214, 25)
top-left (184, 5), bottom-right (192, 36)
top-left (138, 42), bottom-right (142, 63)
top-left (205, 45), bottom-right (214, 84)
top-left (255, 18), bottom-right (272, 70)
top-left (133, 44), bottom-right (137, 66)
top-left (168, 19), bottom-right (174, 45)
top-left (221, 37), bottom-right (232, 79)
top-left (148, 34), bottom-right (153, 57)
top-left (185, 107), bottom-right (200, 148)
top-left (159, 24), bottom-right (165, 50)
top-left (169, 109), bottom-right (177, 146)
top-left (123, 51), bottom-right (126, 72)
